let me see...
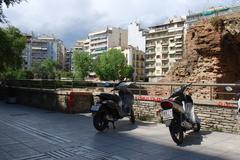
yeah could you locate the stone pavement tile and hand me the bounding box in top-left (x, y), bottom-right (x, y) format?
top-left (0, 150), bottom-right (14, 160)
top-left (63, 155), bottom-right (91, 160)
top-left (5, 148), bottom-right (39, 158)
top-left (103, 148), bottom-right (149, 160)
top-left (116, 141), bottom-right (168, 155)
top-left (219, 151), bottom-right (240, 160)
top-left (31, 144), bottom-right (63, 153)
top-left (0, 137), bottom-right (19, 146)
top-left (0, 143), bottom-right (30, 152)
top-left (23, 139), bottom-right (54, 148)
top-left (90, 143), bottom-right (126, 154)
top-left (175, 151), bottom-right (228, 160)
top-left (15, 136), bottom-right (45, 143)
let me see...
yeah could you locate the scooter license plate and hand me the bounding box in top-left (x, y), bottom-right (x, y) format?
top-left (91, 104), bottom-right (101, 112)
top-left (161, 109), bottom-right (173, 120)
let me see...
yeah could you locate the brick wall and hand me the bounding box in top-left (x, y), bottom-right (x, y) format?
top-left (133, 99), bottom-right (240, 134)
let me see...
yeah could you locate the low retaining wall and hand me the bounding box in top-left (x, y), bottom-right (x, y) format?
top-left (133, 98), bottom-right (240, 134)
top-left (9, 87), bottom-right (93, 113)
top-left (3, 87), bottom-right (240, 134)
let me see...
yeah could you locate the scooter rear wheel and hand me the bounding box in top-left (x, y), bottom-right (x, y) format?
top-left (93, 112), bottom-right (108, 132)
top-left (169, 119), bottom-right (184, 145)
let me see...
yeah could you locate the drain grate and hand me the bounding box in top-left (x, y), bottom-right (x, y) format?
top-left (46, 149), bottom-right (75, 159)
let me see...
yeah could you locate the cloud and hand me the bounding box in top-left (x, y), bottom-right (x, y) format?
top-left (2, 0), bottom-right (235, 48)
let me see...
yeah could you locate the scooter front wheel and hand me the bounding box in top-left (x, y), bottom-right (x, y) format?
top-left (93, 112), bottom-right (108, 132)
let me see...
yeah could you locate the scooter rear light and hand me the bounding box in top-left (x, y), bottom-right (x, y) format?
top-left (161, 101), bottom-right (173, 109)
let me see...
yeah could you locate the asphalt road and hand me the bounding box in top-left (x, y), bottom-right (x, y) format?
top-left (0, 101), bottom-right (240, 160)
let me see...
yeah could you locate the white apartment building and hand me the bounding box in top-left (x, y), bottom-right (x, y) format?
top-left (74, 39), bottom-right (90, 52)
top-left (88, 27), bottom-right (128, 58)
top-left (128, 22), bottom-right (146, 52)
top-left (123, 45), bottom-right (145, 81)
top-left (145, 18), bottom-right (185, 82)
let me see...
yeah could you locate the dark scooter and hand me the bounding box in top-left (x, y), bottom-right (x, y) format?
top-left (160, 83), bottom-right (201, 145)
top-left (91, 81), bottom-right (135, 131)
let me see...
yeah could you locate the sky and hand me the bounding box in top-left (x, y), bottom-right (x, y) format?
top-left (2, 0), bottom-right (238, 48)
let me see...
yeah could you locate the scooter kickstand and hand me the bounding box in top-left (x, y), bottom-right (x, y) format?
top-left (111, 121), bottom-right (116, 129)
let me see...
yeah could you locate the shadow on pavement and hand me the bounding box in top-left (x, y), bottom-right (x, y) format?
top-left (179, 130), bottom-right (212, 147)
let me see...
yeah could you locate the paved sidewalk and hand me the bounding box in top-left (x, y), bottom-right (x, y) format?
top-left (0, 101), bottom-right (240, 160)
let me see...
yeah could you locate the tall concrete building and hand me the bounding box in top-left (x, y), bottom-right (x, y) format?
top-left (123, 45), bottom-right (145, 81)
top-left (74, 39), bottom-right (90, 52)
top-left (88, 27), bottom-right (128, 58)
top-left (145, 18), bottom-right (185, 82)
top-left (128, 22), bottom-right (146, 52)
top-left (23, 34), bottom-right (66, 69)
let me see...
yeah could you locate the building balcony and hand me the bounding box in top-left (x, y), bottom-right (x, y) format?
top-left (175, 48), bottom-right (183, 52)
top-left (169, 50), bottom-right (176, 54)
top-left (161, 43), bottom-right (169, 46)
top-left (146, 58), bottom-right (155, 62)
top-left (162, 64), bottom-right (169, 69)
top-left (175, 41), bottom-right (183, 44)
top-left (162, 50), bottom-right (169, 54)
top-left (145, 65), bottom-right (155, 69)
top-left (161, 57), bottom-right (169, 61)
top-left (175, 44), bottom-right (183, 48)
top-left (90, 39), bottom-right (107, 45)
top-left (32, 47), bottom-right (48, 51)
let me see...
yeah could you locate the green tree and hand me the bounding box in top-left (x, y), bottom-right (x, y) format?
top-left (0, 0), bottom-right (23, 23)
top-left (73, 51), bottom-right (93, 80)
top-left (31, 59), bottom-right (61, 79)
top-left (123, 65), bottom-right (134, 80)
top-left (41, 58), bottom-right (61, 78)
top-left (0, 26), bottom-right (27, 72)
top-left (95, 49), bottom-right (131, 81)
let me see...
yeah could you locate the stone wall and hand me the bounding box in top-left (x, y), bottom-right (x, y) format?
top-left (133, 99), bottom-right (240, 134)
top-left (11, 88), bottom-right (93, 113)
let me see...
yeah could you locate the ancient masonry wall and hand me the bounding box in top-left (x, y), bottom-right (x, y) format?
top-left (133, 100), bottom-right (240, 134)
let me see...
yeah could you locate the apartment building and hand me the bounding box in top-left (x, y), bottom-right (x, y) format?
top-left (128, 22), bottom-right (146, 52)
top-left (123, 45), bottom-right (145, 81)
top-left (74, 39), bottom-right (90, 52)
top-left (62, 49), bottom-right (72, 71)
top-left (88, 27), bottom-right (128, 58)
top-left (145, 18), bottom-right (185, 82)
top-left (22, 34), bottom-right (66, 68)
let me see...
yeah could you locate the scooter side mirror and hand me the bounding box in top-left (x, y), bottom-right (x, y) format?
top-left (225, 86), bottom-right (233, 92)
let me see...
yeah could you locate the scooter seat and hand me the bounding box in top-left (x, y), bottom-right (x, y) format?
top-left (98, 93), bottom-right (121, 103)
